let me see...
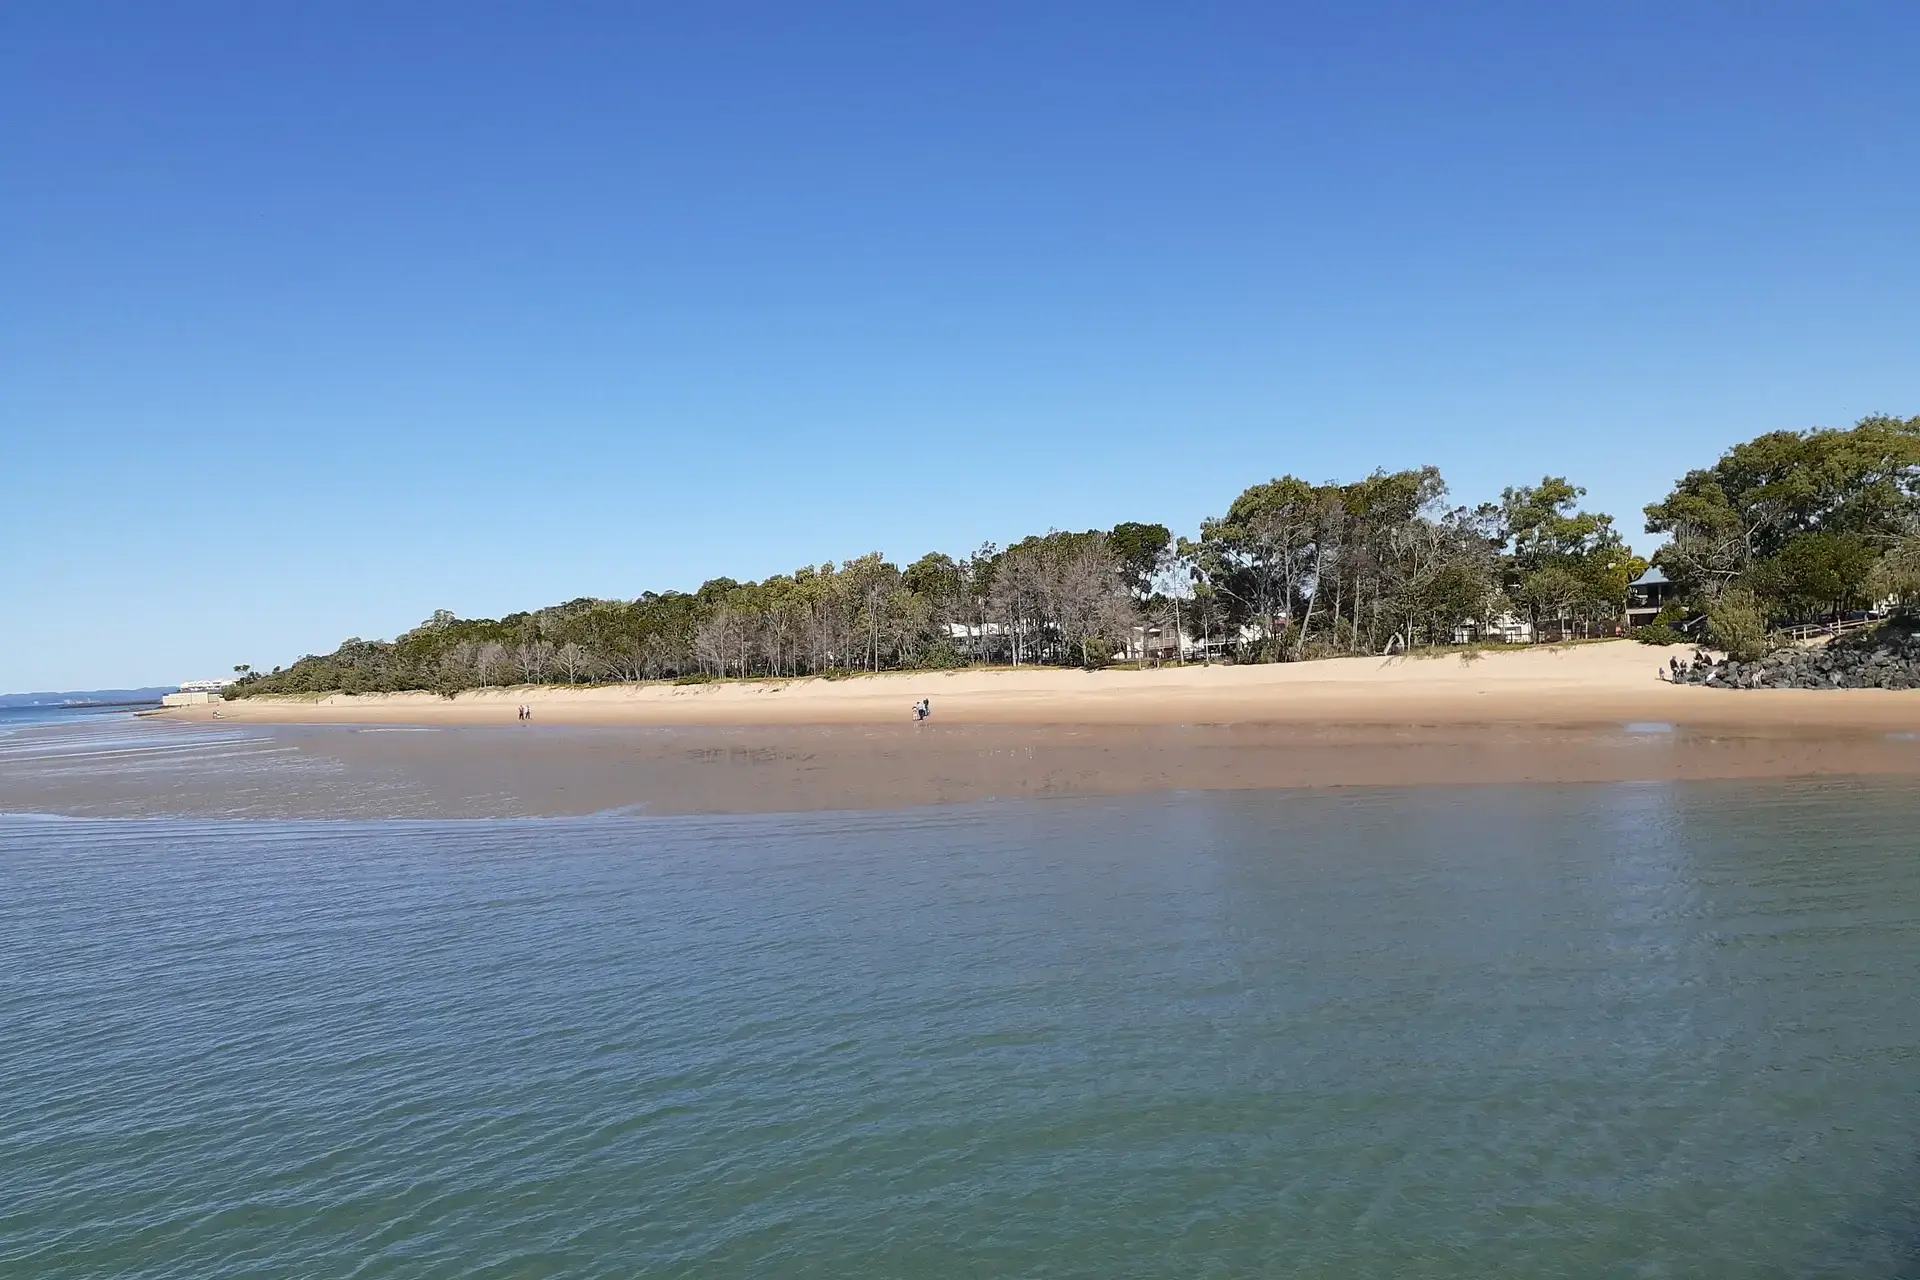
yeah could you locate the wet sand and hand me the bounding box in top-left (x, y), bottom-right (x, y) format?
top-left (7, 718), bottom-right (1920, 819)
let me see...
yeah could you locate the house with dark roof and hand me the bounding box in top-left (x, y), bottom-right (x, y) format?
top-left (1625, 568), bottom-right (1676, 630)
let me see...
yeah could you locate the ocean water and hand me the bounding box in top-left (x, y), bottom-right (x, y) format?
top-left (5, 781), bottom-right (1920, 1276)
top-left (0, 703), bottom-right (158, 736)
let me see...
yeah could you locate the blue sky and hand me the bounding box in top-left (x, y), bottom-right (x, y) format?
top-left (4, 3), bottom-right (1916, 691)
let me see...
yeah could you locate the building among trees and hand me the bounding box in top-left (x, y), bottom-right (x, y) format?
top-left (1624, 569), bottom-right (1676, 631)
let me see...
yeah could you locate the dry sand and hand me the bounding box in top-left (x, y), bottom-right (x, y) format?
top-left (112, 642), bottom-right (1920, 816)
top-left (168, 641), bottom-right (1920, 732)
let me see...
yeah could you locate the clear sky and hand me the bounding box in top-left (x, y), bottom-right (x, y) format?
top-left (4, 3), bottom-right (1916, 691)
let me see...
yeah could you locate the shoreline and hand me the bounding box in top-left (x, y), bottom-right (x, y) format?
top-left (165, 641), bottom-right (1920, 733)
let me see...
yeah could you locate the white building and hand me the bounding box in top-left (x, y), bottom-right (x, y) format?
top-left (161, 677), bottom-right (236, 707)
top-left (1451, 613), bottom-right (1535, 646)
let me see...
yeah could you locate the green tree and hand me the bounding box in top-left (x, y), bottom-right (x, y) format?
top-left (1500, 477), bottom-right (1637, 639)
top-left (1108, 522), bottom-right (1172, 602)
top-left (1752, 532), bottom-right (1879, 622)
top-left (1192, 476), bottom-right (1322, 656)
top-left (1646, 414), bottom-right (1920, 617)
top-left (904, 552), bottom-right (963, 602)
top-left (1870, 534), bottom-right (1920, 610)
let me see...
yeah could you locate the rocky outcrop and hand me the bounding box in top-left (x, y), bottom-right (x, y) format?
top-left (1673, 620), bottom-right (1920, 690)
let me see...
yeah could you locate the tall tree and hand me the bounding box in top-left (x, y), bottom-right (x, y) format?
top-left (1501, 477), bottom-right (1641, 640)
top-left (1646, 414), bottom-right (1920, 622)
top-left (1108, 522), bottom-right (1172, 603)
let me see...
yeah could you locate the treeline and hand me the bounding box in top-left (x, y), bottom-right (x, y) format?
top-left (1644, 414), bottom-right (1920, 656)
top-left (228, 415), bottom-right (1918, 696)
top-left (230, 466), bottom-right (1638, 697)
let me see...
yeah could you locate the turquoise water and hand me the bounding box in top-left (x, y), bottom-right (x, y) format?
top-left (5, 781), bottom-right (1920, 1276)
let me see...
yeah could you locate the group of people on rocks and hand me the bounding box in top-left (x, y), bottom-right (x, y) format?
top-left (1661, 652), bottom-right (1715, 682)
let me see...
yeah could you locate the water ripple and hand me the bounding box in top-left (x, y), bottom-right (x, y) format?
top-left (5, 784), bottom-right (1920, 1276)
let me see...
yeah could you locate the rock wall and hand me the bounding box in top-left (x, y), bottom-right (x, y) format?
top-left (1673, 621), bottom-right (1920, 690)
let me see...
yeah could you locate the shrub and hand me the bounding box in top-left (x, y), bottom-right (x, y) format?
top-left (1635, 623), bottom-right (1689, 646)
top-left (672, 672), bottom-right (716, 686)
top-left (917, 643), bottom-right (969, 670)
top-left (1707, 588), bottom-right (1770, 662)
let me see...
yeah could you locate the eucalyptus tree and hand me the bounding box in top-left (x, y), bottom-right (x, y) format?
top-left (1108, 522), bottom-right (1172, 604)
top-left (1501, 477), bottom-right (1642, 640)
top-left (955, 545), bottom-right (1002, 663)
top-left (640, 632), bottom-right (678, 680)
top-left (473, 641), bottom-right (510, 687)
top-left (553, 642), bottom-right (593, 684)
top-left (1148, 539), bottom-right (1200, 662)
top-left (1871, 534), bottom-right (1920, 609)
top-left (1052, 534), bottom-right (1132, 666)
top-left (840, 554), bottom-right (903, 671)
top-left (1190, 466), bottom-right (1466, 656)
top-left (515, 640), bottom-right (553, 684)
top-left (706, 605), bottom-right (747, 676)
top-left (1192, 476), bottom-right (1322, 655)
top-left (1330, 468), bottom-right (1445, 652)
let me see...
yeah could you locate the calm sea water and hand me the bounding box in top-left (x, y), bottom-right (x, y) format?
top-left (5, 781), bottom-right (1920, 1276)
top-left (0, 704), bottom-right (156, 735)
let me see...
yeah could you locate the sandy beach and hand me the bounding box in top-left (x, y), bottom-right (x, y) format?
top-left (75, 641), bottom-right (1915, 816)
top-left (166, 641), bottom-right (1920, 732)
top-left (77, 642), bottom-right (1910, 817)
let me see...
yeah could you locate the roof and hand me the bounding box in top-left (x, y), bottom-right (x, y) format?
top-left (1629, 567), bottom-right (1669, 586)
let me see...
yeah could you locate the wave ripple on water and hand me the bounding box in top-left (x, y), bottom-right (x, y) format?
top-left (5, 783), bottom-right (1920, 1276)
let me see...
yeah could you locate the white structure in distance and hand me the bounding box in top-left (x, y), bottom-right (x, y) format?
top-left (162, 677), bottom-right (237, 707)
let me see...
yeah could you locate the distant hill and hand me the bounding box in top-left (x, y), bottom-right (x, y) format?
top-left (0, 687), bottom-right (176, 708)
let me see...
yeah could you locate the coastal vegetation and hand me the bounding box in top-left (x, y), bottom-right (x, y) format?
top-left (1644, 414), bottom-right (1920, 655)
top-left (228, 416), bottom-right (1917, 698)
